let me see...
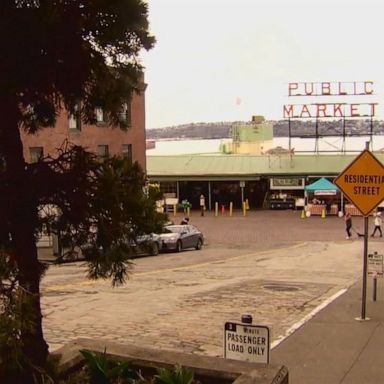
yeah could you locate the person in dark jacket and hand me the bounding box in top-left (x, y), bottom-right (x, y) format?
top-left (345, 212), bottom-right (352, 239)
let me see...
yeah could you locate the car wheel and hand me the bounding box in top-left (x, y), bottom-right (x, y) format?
top-left (195, 238), bottom-right (202, 250)
top-left (150, 242), bottom-right (159, 256)
top-left (176, 240), bottom-right (182, 252)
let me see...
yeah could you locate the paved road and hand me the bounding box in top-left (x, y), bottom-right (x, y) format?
top-left (41, 210), bottom-right (377, 355)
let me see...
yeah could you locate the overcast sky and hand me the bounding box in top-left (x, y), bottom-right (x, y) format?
top-left (142, 0), bottom-right (383, 129)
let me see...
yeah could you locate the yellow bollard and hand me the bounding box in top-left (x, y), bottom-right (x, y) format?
top-left (243, 201), bottom-right (247, 216)
top-left (301, 209), bottom-right (306, 219)
top-left (187, 207), bottom-right (190, 217)
top-left (321, 208), bottom-right (326, 219)
top-left (215, 202), bottom-right (218, 217)
top-left (245, 198), bottom-right (249, 210)
top-left (173, 204), bottom-right (177, 217)
top-left (229, 202), bottom-right (233, 216)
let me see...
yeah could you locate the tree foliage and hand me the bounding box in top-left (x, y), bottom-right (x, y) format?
top-left (0, 0), bottom-right (157, 380)
top-left (0, 147), bottom-right (166, 380)
top-left (0, 0), bottom-right (155, 133)
top-left (37, 148), bottom-right (166, 286)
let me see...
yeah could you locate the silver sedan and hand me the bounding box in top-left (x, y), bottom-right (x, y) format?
top-left (159, 224), bottom-right (204, 252)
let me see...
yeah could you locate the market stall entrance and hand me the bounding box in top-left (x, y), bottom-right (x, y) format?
top-left (304, 177), bottom-right (340, 216)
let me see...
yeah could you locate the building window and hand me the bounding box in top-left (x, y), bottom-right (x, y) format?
top-left (68, 103), bottom-right (81, 131)
top-left (122, 144), bottom-right (132, 163)
top-left (97, 145), bottom-right (109, 159)
top-left (95, 107), bottom-right (105, 124)
top-left (119, 101), bottom-right (132, 127)
top-left (30, 147), bottom-right (43, 163)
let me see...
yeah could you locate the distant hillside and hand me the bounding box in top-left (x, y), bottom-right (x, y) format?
top-left (146, 120), bottom-right (384, 140)
top-left (146, 122), bottom-right (232, 140)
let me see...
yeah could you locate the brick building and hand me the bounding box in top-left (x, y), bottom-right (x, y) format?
top-left (21, 89), bottom-right (147, 169)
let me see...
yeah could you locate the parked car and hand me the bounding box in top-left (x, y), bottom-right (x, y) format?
top-left (158, 224), bottom-right (204, 252)
top-left (135, 233), bottom-right (161, 256)
top-left (54, 232), bottom-right (162, 262)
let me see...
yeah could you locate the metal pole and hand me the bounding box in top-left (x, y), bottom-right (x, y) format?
top-left (373, 276), bottom-right (377, 302)
top-left (370, 116), bottom-right (373, 149)
top-left (208, 181), bottom-right (211, 211)
top-left (241, 314), bottom-right (253, 324)
top-left (288, 118), bottom-right (291, 152)
top-left (361, 141), bottom-right (370, 320)
top-left (304, 189), bottom-right (308, 212)
top-left (361, 214), bottom-right (368, 319)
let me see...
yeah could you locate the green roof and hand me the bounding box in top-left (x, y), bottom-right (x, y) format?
top-left (147, 153), bottom-right (384, 181)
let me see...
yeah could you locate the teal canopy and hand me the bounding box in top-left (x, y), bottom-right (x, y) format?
top-left (305, 177), bottom-right (339, 192)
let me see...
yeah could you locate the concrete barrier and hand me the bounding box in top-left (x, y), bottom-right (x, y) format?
top-left (54, 338), bottom-right (288, 384)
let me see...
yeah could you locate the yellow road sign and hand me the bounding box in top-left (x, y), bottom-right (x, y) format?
top-left (334, 150), bottom-right (384, 216)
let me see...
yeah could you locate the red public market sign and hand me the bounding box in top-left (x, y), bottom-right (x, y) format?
top-left (284, 81), bottom-right (378, 119)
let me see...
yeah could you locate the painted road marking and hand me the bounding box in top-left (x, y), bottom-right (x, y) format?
top-left (271, 288), bottom-right (348, 349)
top-left (42, 243), bottom-right (306, 292)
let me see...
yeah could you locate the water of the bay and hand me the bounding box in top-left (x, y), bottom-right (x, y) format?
top-left (146, 136), bottom-right (384, 156)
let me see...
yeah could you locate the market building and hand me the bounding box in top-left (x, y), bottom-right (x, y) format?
top-left (147, 152), bottom-right (382, 212)
top-left (146, 117), bottom-right (384, 215)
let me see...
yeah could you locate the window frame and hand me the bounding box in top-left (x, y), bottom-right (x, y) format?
top-left (68, 102), bottom-right (81, 131)
top-left (119, 101), bottom-right (132, 127)
top-left (122, 144), bottom-right (133, 163)
top-left (97, 144), bottom-right (109, 159)
top-left (29, 146), bottom-right (44, 163)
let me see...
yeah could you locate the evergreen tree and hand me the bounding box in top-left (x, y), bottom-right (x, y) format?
top-left (0, 1), bottom-right (158, 381)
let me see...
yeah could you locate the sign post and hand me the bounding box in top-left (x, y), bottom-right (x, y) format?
top-left (240, 181), bottom-right (245, 205)
top-left (368, 252), bottom-right (383, 301)
top-left (334, 142), bottom-right (384, 320)
top-left (362, 213), bottom-right (369, 319)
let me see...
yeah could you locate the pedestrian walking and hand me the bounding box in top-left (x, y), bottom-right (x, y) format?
top-left (371, 212), bottom-right (383, 237)
top-left (345, 211), bottom-right (352, 239)
top-left (326, 200), bottom-right (332, 215)
top-left (200, 194), bottom-right (205, 216)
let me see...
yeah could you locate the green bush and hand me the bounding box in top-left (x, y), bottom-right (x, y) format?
top-left (155, 365), bottom-right (194, 384)
top-left (79, 348), bottom-right (143, 383)
top-left (59, 349), bottom-right (198, 384)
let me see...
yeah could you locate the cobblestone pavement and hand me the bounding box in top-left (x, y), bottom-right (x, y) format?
top-left (41, 210), bottom-right (376, 354)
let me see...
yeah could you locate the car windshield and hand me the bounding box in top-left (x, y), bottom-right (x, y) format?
top-left (163, 225), bottom-right (185, 234)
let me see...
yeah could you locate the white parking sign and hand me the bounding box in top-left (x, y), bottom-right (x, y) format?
top-left (224, 322), bottom-right (270, 364)
top-left (368, 252), bottom-right (383, 277)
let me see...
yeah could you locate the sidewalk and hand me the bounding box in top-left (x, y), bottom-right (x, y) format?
top-left (272, 277), bottom-right (384, 384)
